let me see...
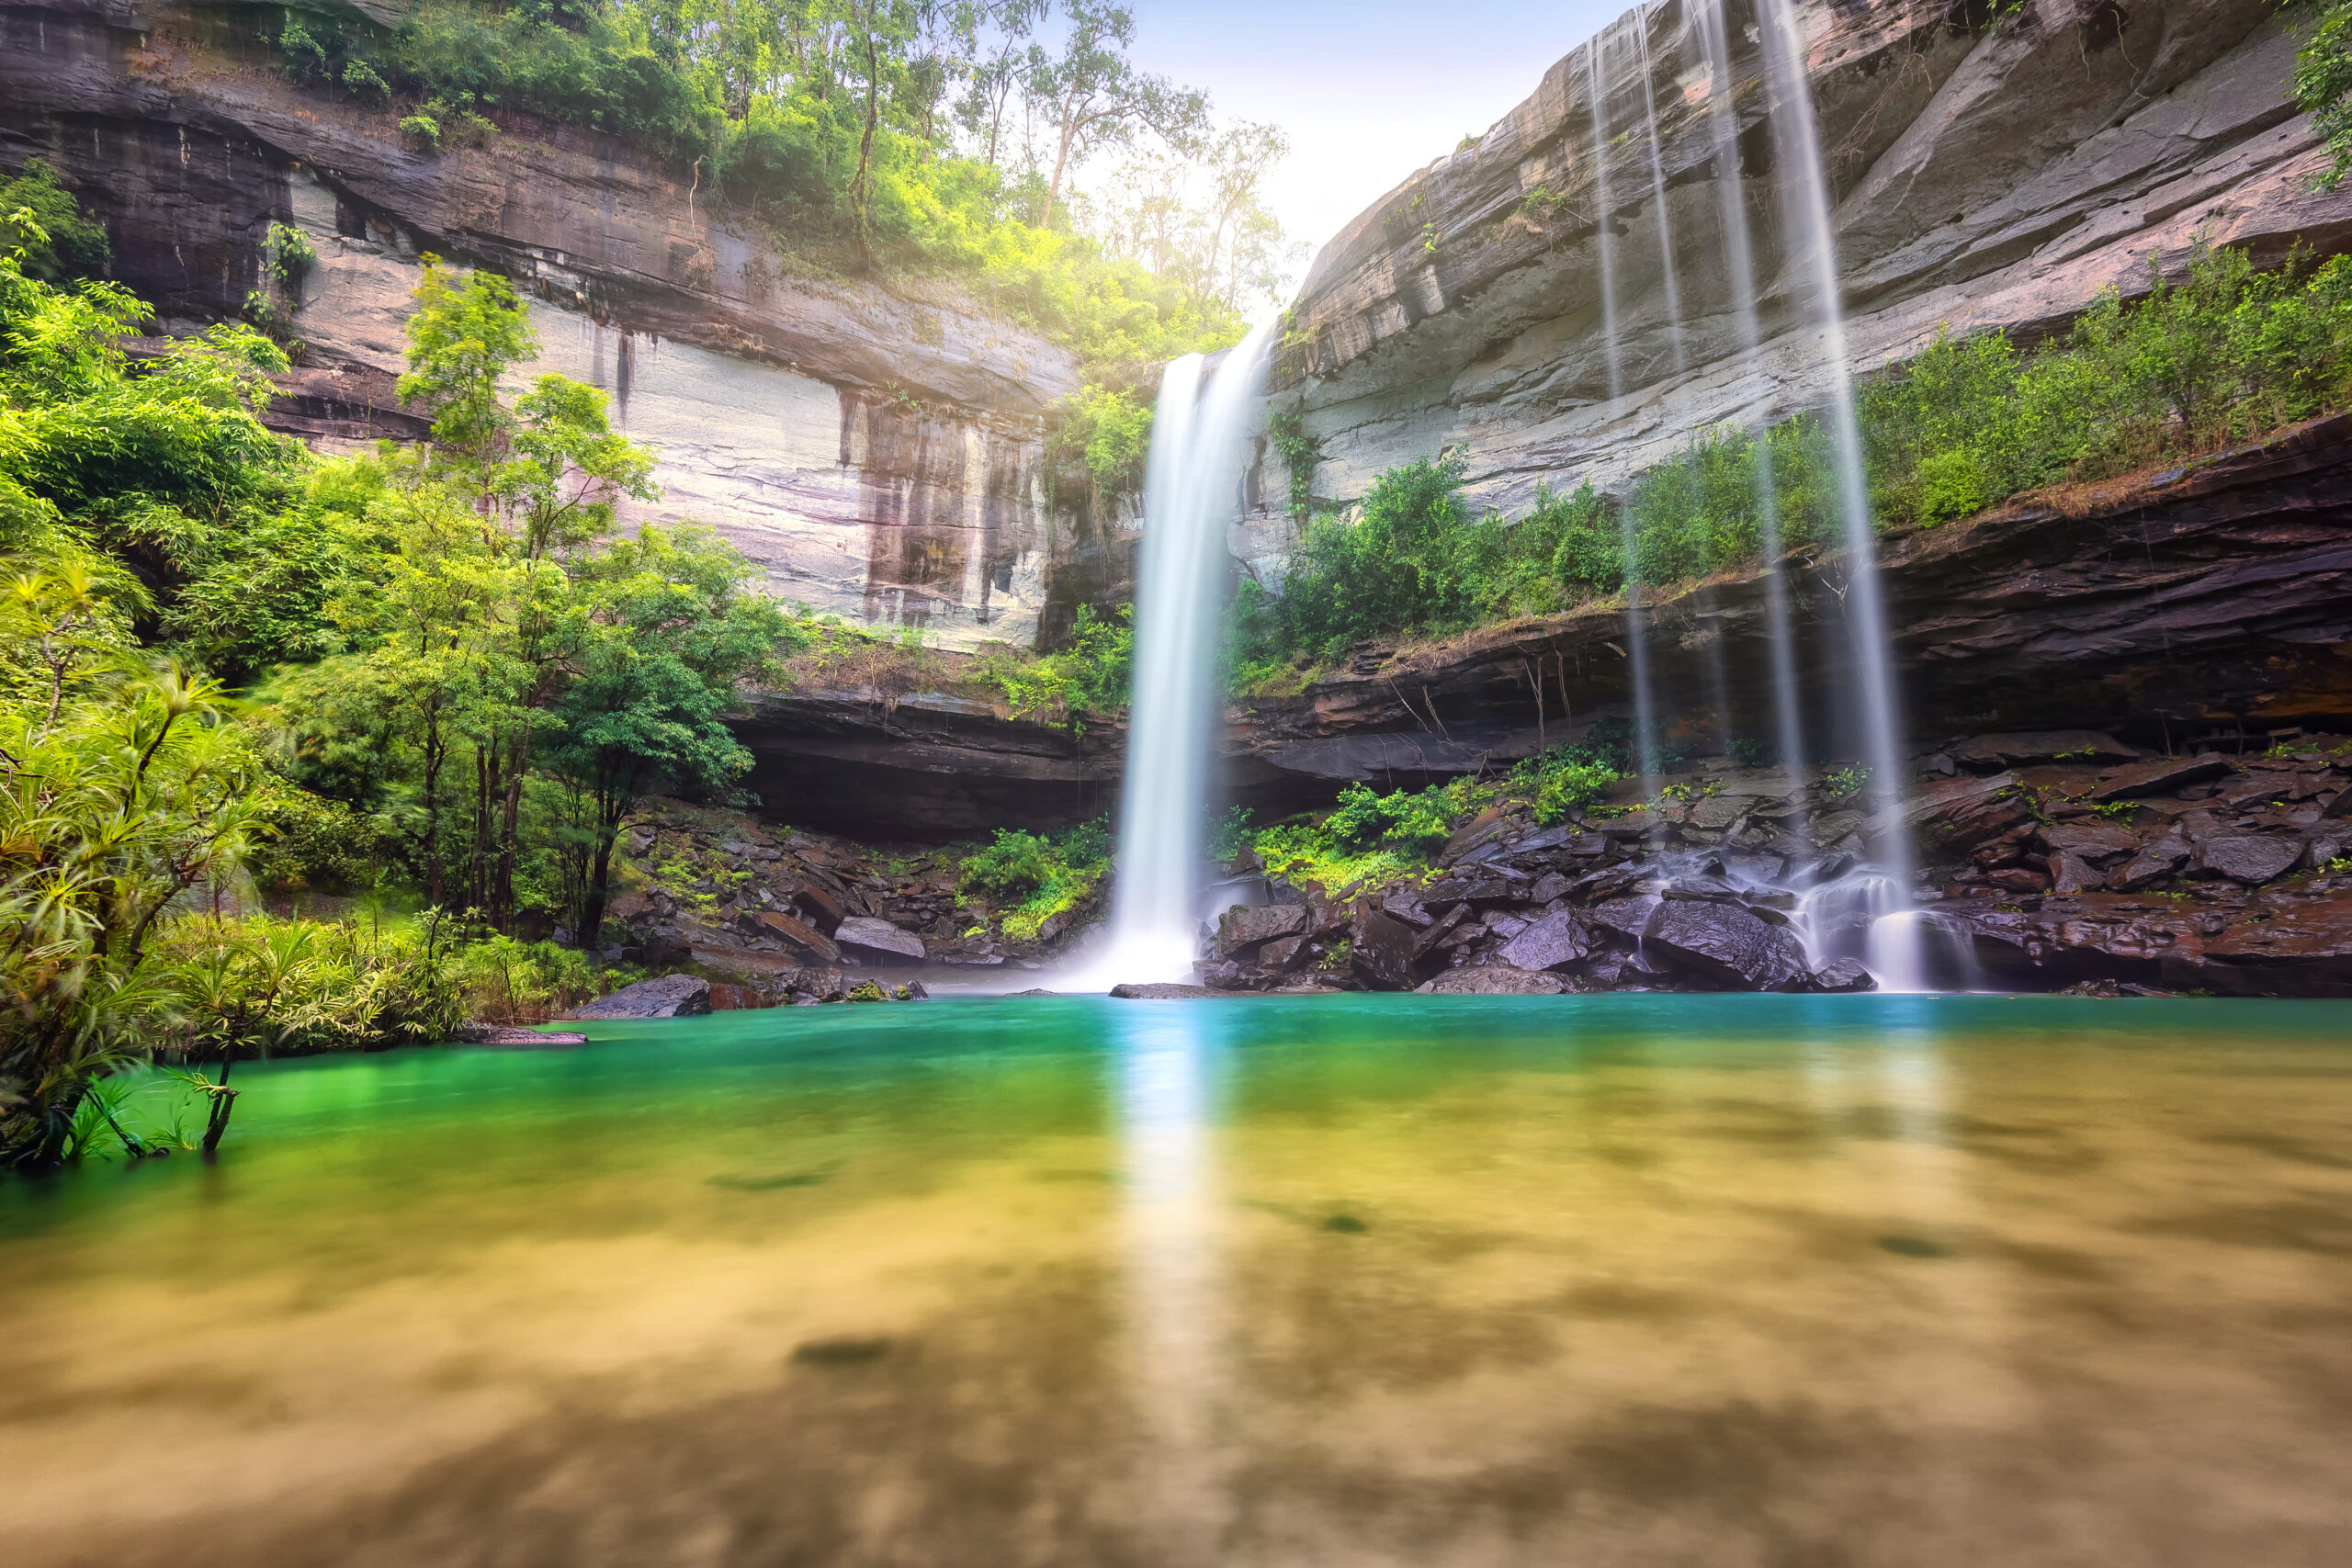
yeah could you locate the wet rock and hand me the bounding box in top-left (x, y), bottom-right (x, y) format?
top-left (1590, 895), bottom-right (1661, 941)
top-left (1216, 902), bottom-right (1311, 956)
top-left (1412, 903), bottom-right (1475, 958)
top-left (1806, 959), bottom-right (1878, 994)
top-left (1527, 871), bottom-right (1574, 904)
top-left (1421, 872), bottom-right (1530, 906)
top-left (2041, 821), bottom-right (2141, 863)
top-left (750, 909), bottom-right (841, 964)
top-left (1259, 935), bottom-right (1311, 972)
top-left (1689, 795), bottom-right (1758, 831)
top-left (564, 974), bottom-right (712, 1020)
top-left (1415, 964), bottom-right (1566, 996)
top-left (783, 968), bottom-right (849, 1002)
top-left (1351, 909), bottom-right (1430, 991)
top-left (2194, 836), bottom-right (2303, 886)
top-left (2109, 835), bottom-right (2191, 891)
top-left (2324, 786), bottom-right (2352, 820)
top-left (833, 916), bottom-right (927, 966)
top-left (792, 883), bottom-right (849, 934)
top-left (1643, 900), bottom-right (1812, 992)
top-left (1495, 909), bottom-right (1591, 972)
top-left (2047, 854), bottom-right (2105, 896)
top-left (2090, 754), bottom-right (2233, 803)
top-left (1438, 808), bottom-right (1509, 865)
top-left (1989, 866), bottom-right (2052, 893)
top-left (1950, 731), bottom-right (2136, 770)
top-left (1781, 852), bottom-right (1858, 887)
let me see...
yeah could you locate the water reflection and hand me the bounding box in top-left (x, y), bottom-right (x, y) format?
top-left (1112, 1003), bottom-right (1232, 1548)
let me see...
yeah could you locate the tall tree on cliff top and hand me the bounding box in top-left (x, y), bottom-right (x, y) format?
top-left (1024, 0), bottom-right (1208, 229)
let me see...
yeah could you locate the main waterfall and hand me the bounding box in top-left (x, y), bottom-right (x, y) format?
top-left (1084, 320), bottom-right (1278, 987)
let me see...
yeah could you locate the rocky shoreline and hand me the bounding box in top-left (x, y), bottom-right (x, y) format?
top-left (1192, 731), bottom-right (2352, 999)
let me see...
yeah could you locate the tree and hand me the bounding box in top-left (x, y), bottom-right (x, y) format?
top-left (398, 257), bottom-right (540, 515)
top-left (543, 525), bottom-right (797, 946)
top-left (0, 160), bottom-right (110, 283)
top-left (956, 0), bottom-right (1047, 166)
top-left (1023, 0), bottom-right (1208, 229)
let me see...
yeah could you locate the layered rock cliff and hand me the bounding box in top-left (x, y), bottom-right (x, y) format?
top-left (1263, 0), bottom-right (2352, 521)
top-left (0, 0), bottom-right (1110, 649)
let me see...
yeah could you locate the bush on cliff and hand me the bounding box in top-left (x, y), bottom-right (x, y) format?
top-left (958, 820), bottom-right (1110, 942)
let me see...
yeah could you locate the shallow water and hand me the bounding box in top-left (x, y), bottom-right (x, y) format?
top-left (5, 996), bottom-right (2350, 1566)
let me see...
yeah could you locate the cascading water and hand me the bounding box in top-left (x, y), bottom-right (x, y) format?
top-left (1756, 0), bottom-right (1923, 984)
top-left (1631, 14), bottom-right (1686, 374)
top-left (1699, 0), bottom-right (1810, 828)
top-left (1587, 29), bottom-right (1663, 794)
top-left (1083, 318), bottom-right (1279, 986)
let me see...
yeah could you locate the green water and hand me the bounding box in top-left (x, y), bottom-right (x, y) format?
top-left (5, 996), bottom-right (2349, 1565)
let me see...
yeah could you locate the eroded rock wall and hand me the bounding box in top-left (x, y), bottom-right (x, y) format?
top-left (0, 0), bottom-right (1106, 649)
top-left (1266, 0), bottom-right (2352, 525)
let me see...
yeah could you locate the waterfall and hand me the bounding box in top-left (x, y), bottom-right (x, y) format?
top-left (1757, 0), bottom-right (1920, 980)
top-left (1588, 29), bottom-right (1663, 794)
top-left (1632, 13), bottom-right (1686, 374)
top-left (1090, 319), bottom-right (1278, 985)
top-left (1701, 0), bottom-right (1810, 822)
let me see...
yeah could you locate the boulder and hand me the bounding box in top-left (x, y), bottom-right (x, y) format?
top-left (2109, 836), bottom-right (2190, 892)
top-left (1415, 964), bottom-right (1566, 996)
top-left (2041, 821), bottom-right (2140, 863)
top-left (751, 909), bottom-right (840, 964)
top-left (1495, 909), bottom-right (1590, 972)
top-left (1807, 958), bottom-right (1878, 994)
top-left (1351, 909), bottom-right (1429, 991)
top-left (2324, 787), bottom-right (2352, 821)
top-left (2090, 754), bottom-right (2233, 803)
top-left (2046, 854), bottom-right (2105, 896)
top-left (1590, 895), bottom-right (1661, 941)
top-left (1259, 935), bottom-right (1311, 972)
top-left (833, 916), bottom-right (927, 966)
top-left (564, 973), bottom-right (712, 1020)
top-left (2194, 836), bottom-right (2303, 886)
top-left (782, 967), bottom-right (849, 1002)
top-left (1643, 900), bottom-right (1812, 992)
top-left (1689, 795), bottom-right (1758, 830)
top-left (1216, 902), bottom-right (1311, 956)
top-left (1412, 903), bottom-right (1475, 958)
top-left (1527, 872), bottom-right (1574, 904)
top-left (792, 883), bottom-right (849, 934)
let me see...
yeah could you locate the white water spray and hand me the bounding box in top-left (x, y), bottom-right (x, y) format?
top-left (1085, 319), bottom-right (1278, 986)
top-left (1632, 11), bottom-right (1686, 373)
top-left (1588, 30), bottom-right (1664, 792)
top-left (1700, 0), bottom-right (1810, 821)
top-left (1757, 0), bottom-right (1920, 977)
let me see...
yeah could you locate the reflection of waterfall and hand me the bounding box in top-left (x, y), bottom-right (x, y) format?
top-left (1758, 0), bottom-right (1921, 979)
top-left (1093, 320), bottom-right (1277, 985)
top-left (1114, 1007), bottom-right (1229, 1545)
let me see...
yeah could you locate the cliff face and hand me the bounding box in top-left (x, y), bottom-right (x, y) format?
top-left (1264, 0), bottom-right (2352, 522)
top-left (0, 0), bottom-right (1115, 650)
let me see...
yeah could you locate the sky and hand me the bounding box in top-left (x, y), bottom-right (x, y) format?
top-left (1122, 0), bottom-right (1630, 274)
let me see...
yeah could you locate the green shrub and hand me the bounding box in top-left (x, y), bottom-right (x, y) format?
top-left (1050, 386), bottom-right (1153, 496)
top-left (0, 158), bottom-right (109, 283)
top-left (1250, 776), bottom-right (1490, 895)
top-left (958, 820), bottom-right (1110, 942)
top-left (1509, 745), bottom-right (1620, 825)
top-left (399, 114), bottom-right (443, 150)
top-left (972, 604), bottom-right (1131, 729)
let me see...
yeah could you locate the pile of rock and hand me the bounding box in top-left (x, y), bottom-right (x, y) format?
top-left (594, 800), bottom-right (1094, 995)
top-left (1199, 733), bottom-right (2352, 998)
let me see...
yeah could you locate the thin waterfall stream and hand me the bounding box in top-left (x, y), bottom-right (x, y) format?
top-left (1756, 0), bottom-right (1928, 987)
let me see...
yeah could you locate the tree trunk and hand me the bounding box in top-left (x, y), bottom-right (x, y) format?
top-left (201, 1058), bottom-right (237, 1156)
top-left (580, 828), bottom-right (616, 950)
top-left (854, 28), bottom-right (881, 247)
top-left (496, 728), bottom-right (526, 931)
top-left (422, 702), bottom-right (446, 908)
top-left (1044, 118), bottom-right (1078, 228)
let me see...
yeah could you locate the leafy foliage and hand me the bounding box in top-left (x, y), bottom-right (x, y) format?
top-left (957, 818), bottom-right (1109, 941)
top-left (270, 1), bottom-right (1289, 371)
top-left (1250, 776), bottom-right (1491, 896)
top-left (0, 160), bottom-right (109, 283)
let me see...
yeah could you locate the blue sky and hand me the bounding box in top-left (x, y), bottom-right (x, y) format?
top-left (1124, 1), bottom-right (1629, 265)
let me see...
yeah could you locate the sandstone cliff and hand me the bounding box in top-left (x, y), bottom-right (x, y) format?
top-left (1260, 0), bottom-right (2352, 528)
top-left (0, 0), bottom-right (1106, 649)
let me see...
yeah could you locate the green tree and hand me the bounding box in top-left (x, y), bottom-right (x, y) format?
top-left (0, 160), bottom-right (110, 283)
